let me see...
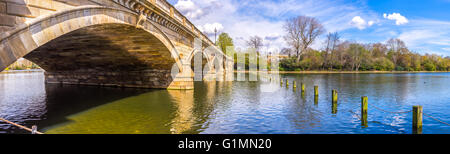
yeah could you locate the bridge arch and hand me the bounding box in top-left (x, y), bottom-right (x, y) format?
top-left (0, 6), bottom-right (184, 88)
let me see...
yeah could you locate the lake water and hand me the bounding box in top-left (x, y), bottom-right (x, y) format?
top-left (0, 71), bottom-right (449, 134)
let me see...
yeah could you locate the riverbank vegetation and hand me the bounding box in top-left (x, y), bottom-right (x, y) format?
top-left (279, 15), bottom-right (449, 71)
top-left (279, 39), bottom-right (450, 71)
top-left (216, 15), bottom-right (450, 72)
top-left (2, 58), bottom-right (40, 71)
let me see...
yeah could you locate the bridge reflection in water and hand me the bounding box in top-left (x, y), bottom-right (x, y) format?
top-left (2, 72), bottom-right (450, 134)
top-left (43, 80), bottom-right (224, 134)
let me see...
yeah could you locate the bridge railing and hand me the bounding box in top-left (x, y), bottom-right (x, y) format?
top-left (141, 0), bottom-right (230, 60)
top-left (144, 0), bottom-right (210, 45)
top-left (155, 0), bottom-right (170, 14)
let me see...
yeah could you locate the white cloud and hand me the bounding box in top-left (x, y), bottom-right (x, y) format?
top-left (172, 0), bottom-right (379, 51)
top-left (264, 33), bottom-right (281, 41)
top-left (350, 16), bottom-right (374, 30)
top-left (384, 19), bottom-right (450, 56)
top-left (174, 0), bottom-right (222, 19)
top-left (383, 13), bottom-right (409, 25)
top-left (351, 16), bottom-right (366, 30)
top-left (398, 30), bottom-right (437, 46)
top-left (198, 22), bottom-right (224, 35)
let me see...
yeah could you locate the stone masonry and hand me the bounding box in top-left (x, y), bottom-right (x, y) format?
top-left (0, 0), bottom-right (234, 89)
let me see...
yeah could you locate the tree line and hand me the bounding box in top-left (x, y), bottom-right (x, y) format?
top-left (280, 37), bottom-right (450, 71)
top-left (280, 15), bottom-right (449, 71)
top-left (215, 15), bottom-right (450, 72)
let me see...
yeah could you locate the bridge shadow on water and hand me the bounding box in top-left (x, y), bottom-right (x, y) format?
top-left (35, 83), bottom-right (152, 133)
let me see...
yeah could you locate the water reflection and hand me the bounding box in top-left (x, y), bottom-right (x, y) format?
top-left (0, 72), bottom-right (449, 134)
top-left (168, 90), bottom-right (194, 134)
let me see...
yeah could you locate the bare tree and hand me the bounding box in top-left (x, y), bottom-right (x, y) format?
top-left (280, 48), bottom-right (294, 57)
top-left (246, 36), bottom-right (263, 53)
top-left (386, 38), bottom-right (407, 65)
top-left (323, 32), bottom-right (340, 69)
top-left (370, 43), bottom-right (388, 57)
top-left (283, 15), bottom-right (325, 62)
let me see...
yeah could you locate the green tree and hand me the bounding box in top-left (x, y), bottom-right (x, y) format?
top-left (216, 33), bottom-right (234, 53)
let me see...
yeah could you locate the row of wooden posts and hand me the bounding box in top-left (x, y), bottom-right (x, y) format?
top-left (271, 76), bottom-right (423, 134)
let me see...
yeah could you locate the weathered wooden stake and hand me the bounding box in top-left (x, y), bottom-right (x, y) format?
top-left (413, 105), bottom-right (423, 134)
top-left (331, 90), bottom-right (338, 114)
top-left (314, 86), bottom-right (319, 96)
top-left (314, 96), bottom-right (318, 105)
top-left (301, 83), bottom-right (305, 93)
top-left (293, 81), bottom-right (297, 89)
top-left (332, 90), bottom-right (338, 103)
top-left (286, 79), bottom-right (289, 87)
top-left (332, 102), bottom-right (337, 114)
top-left (361, 96), bottom-right (368, 127)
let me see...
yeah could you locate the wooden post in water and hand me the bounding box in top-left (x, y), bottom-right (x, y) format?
top-left (314, 96), bottom-right (318, 105)
top-left (361, 96), bottom-right (368, 127)
top-left (301, 83), bottom-right (305, 93)
top-left (314, 86), bottom-right (319, 104)
top-left (280, 78), bottom-right (283, 86)
top-left (293, 81), bottom-right (297, 89)
top-left (331, 90), bottom-right (338, 114)
top-left (332, 90), bottom-right (338, 103)
top-left (413, 105), bottom-right (423, 134)
top-left (314, 86), bottom-right (319, 96)
top-left (286, 79), bottom-right (289, 87)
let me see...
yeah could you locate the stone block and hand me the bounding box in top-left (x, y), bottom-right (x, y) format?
top-left (0, 14), bottom-right (15, 26)
top-left (6, 3), bottom-right (39, 17)
top-left (0, 2), bottom-right (6, 13)
top-left (0, 40), bottom-right (16, 69)
top-left (26, 0), bottom-right (53, 10)
top-left (18, 29), bottom-right (37, 52)
top-left (7, 34), bottom-right (27, 58)
top-left (0, 25), bottom-right (13, 33)
top-left (2, 0), bottom-right (26, 5)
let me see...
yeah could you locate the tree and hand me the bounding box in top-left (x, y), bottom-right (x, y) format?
top-left (347, 43), bottom-right (367, 71)
top-left (246, 35), bottom-right (263, 53)
top-left (280, 48), bottom-right (294, 57)
top-left (333, 41), bottom-right (351, 70)
top-left (371, 43), bottom-right (388, 58)
top-left (216, 33), bottom-right (234, 53)
top-left (386, 38), bottom-right (407, 65)
top-left (323, 32), bottom-right (340, 69)
top-left (283, 15), bottom-right (325, 62)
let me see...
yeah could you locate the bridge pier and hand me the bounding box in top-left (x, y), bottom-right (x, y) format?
top-left (167, 64), bottom-right (194, 90)
top-left (45, 69), bottom-right (174, 89)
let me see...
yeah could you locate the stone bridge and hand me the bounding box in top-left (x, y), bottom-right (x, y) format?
top-left (0, 0), bottom-right (234, 89)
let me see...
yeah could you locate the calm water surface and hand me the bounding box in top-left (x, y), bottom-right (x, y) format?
top-left (0, 71), bottom-right (449, 134)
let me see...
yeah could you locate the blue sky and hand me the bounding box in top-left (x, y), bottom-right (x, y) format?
top-left (169, 0), bottom-right (450, 56)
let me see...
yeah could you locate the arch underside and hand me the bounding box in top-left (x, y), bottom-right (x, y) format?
top-left (0, 6), bottom-right (232, 89)
top-left (24, 23), bottom-right (177, 88)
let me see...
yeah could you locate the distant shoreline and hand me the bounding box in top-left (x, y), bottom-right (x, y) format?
top-left (1, 69), bottom-right (448, 74)
top-left (234, 70), bottom-right (450, 74)
top-left (0, 69), bottom-right (44, 74)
